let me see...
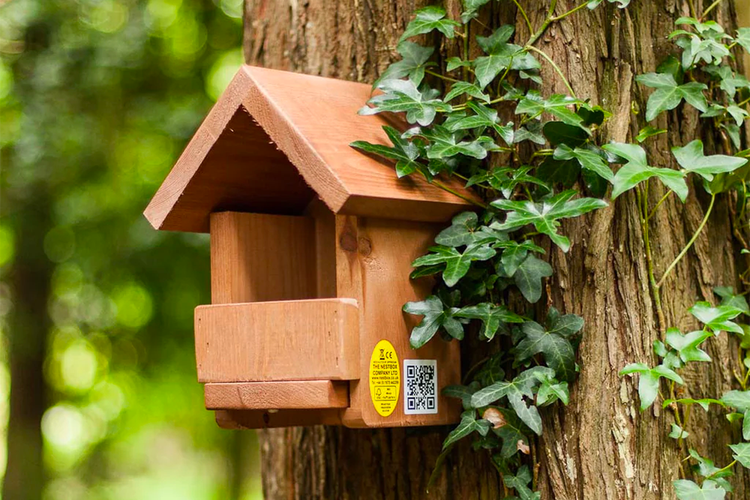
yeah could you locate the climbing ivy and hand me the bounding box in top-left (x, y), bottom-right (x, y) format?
top-left (352, 0), bottom-right (750, 497)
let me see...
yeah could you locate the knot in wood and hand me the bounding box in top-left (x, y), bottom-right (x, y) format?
top-left (339, 231), bottom-right (358, 252)
top-left (358, 237), bottom-right (372, 256)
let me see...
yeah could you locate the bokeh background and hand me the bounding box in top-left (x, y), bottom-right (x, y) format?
top-left (0, 0), bottom-right (261, 499)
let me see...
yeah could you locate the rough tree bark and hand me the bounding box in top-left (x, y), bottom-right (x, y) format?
top-left (243, 1), bottom-right (749, 498)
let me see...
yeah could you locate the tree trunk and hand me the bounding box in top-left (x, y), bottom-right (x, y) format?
top-left (244, 0), bottom-right (749, 498)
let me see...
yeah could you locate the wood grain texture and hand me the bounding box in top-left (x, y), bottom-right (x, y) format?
top-left (205, 381), bottom-right (349, 410)
top-left (144, 66), bottom-right (477, 233)
top-left (245, 1), bottom-right (750, 499)
top-left (209, 212), bottom-right (317, 304)
top-left (194, 299), bottom-right (360, 383)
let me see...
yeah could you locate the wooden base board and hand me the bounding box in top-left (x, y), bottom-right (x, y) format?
top-left (205, 381), bottom-right (349, 410)
top-left (215, 409), bottom-right (343, 429)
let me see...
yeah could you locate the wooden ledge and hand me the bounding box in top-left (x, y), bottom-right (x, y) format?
top-left (194, 298), bottom-right (360, 383)
top-left (205, 381), bottom-right (349, 410)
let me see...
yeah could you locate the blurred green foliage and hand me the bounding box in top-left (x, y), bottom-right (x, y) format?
top-left (0, 0), bottom-right (259, 498)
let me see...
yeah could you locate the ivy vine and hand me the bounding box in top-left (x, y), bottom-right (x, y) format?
top-left (352, 0), bottom-right (750, 497)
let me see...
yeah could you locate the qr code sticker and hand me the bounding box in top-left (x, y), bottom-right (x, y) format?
top-left (404, 359), bottom-right (438, 415)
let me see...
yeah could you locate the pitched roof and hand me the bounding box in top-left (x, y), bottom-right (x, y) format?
top-left (144, 65), bottom-right (477, 233)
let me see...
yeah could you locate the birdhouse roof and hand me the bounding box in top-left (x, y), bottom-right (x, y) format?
top-left (144, 65), bottom-right (477, 233)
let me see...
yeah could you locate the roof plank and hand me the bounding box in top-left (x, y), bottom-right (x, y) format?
top-left (145, 65), bottom-right (477, 232)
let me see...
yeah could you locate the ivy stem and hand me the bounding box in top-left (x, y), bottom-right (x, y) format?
top-left (687, 0), bottom-right (697, 18)
top-left (638, 183), bottom-right (665, 329)
top-left (646, 190), bottom-right (673, 222)
top-left (669, 382), bottom-right (687, 478)
top-left (526, 46), bottom-right (577, 98)
top-left (432, 179), bottom-right (489, 209)
top-left (739, 96), bottom-right (750, 108)
top-left (512, 0), bottom-right (534, 37)
top-left (700, 0), bottom-right (725, 20)
top-left (656, 193), bottom-right (716, 288)
top-left (426, 70), bottom-right (460, 83)
top-left (550, 1), bottom-right (590, 22)
top-left (463, 21), bottom-right (470, 82)
top-left (708, 460), bottom-right (737, 479)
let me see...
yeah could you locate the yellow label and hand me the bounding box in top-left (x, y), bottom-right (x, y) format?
top-left (369, 340), bottom-right (400, 417)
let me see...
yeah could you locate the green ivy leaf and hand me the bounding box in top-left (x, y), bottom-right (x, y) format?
top-left (672, 140), bottom-right (748, 181)
top-left (442, 410), bottom-right (490, 449)
top-left (665, 328), bottom-right (712, 363)
top-left (636, 125), bottom-right (667, 143)
top-left (587, 0), bottom-right (630, 8)
top-left (721, 390), bottom-right (750, 413)
top-left (503, 465), bottom-right (540, 500)
top-left (542, 121), bottom-right (589, 147)
top-left (447, 101), bottom-right (514, 145)
top-left (400, 6), bottom-right (461, 42)
top-left (497, 239), bottom-right (545, 276)
top-left (603, 142), bottom-right (689, 202)
top-left (689, 302), bottom-right (744, 335)
top-left (636, 72), bottom-right (708, 121)
top-left (488, 166), bottom-right (549, 199)
top-left (730, 442), bottom-right (750, 469)
top-left (455, 303), bottom-right (525, 340)
top-left (514, 320), bottom-right (577, 381)
top-left (350, 126), bottom-right (421, 177)
top-left (545, 307), bottom-right (584, 337)
top-left (474, 26), bottom-right (539, 89)
top-left (403, 296), bottom-right (464, 348)
top-left (361, 79), bottom-right (450, 126)
top-left (673, 479), bottom-right (726, 500)
top-left (444, 81), bottom-right (491, 104)
top-left (412, 244), bottom-right (496, 287)
top-left (714, 286), bottom-right (750, 315)
top-left (620, 363), bottom-right (684, 410)
top-left (375, 41), bottom-right (435, 87)
top-left (460, 0), bottom-right (491, 23)
top-left (512, 254), bottom-right (553, 303)
top-left (491, 190), bottom-right (608, 252)
top-left (420, 125), bottom-right (495, 159)
top-left (443, 383), bottom-right (480, 410)
top-left (669, 423), bottom-right (689, 440)
top-left (737, 28), bottom-right (750, 53)
top-left (554, 144), bottom-right (614, 182)
top-left (516, 91), bottom-right (587, 129)
top-left (434, 212), bottom-right (481, 247)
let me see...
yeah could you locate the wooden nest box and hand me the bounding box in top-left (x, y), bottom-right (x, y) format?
top-left (144, 65), bottom-right (476, 429)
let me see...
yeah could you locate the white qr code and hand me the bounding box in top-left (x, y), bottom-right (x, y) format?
top-left (404, 359), bottom-right (438, 415)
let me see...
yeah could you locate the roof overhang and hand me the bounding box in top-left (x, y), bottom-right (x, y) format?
top-left (144, 65), bottom-right (478, 233)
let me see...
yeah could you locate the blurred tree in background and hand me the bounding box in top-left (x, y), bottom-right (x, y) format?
top-left (0, 0), bottom-right (260, 499)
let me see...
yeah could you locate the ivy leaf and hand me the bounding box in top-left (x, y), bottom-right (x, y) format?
top-left (554, 144), bottom-right (614, 182)
top-left (663, 398), bottom-right (725, 412)
top-left (516, 91), bottom-right (587, 129)
top-left (587, 0), bottom-right (630, 8)
top-left (687, 450), bottom-right (734, 491)
top-left (492, 190), bottom-right (607, 252)
top-left (545, 307), bottom-right (584, 337)
top-left (447, 101), bottom-right (514, 145)
top-left (444, 81), bottom-right (491, 104)
top-left (412, 244), bottom-right (496, 287)
top-left (443, 382), bottom-right (480, 410)
top-left (636, 125), bottom-right (667, 143)
top-left (620, 363), bottom-right (683, 410)
top-left (455, 303), bottom-right (525, 340)
top-left (400, 6), bottom-right (461, 42)
top-left (729, 443), bottom-right (750, 469)
top-left (673, 479), bottom-right (726, 500)
top-left (672, 140), bottom-right (748, 181)
top-left (474, 26), bottom-right (539, 89)
top-left (361, 79), bottom-right (450, 126)
top-left (721, 390), bottom-right (750, 412)
top-left (714, 286), bottom-right (750, 314)
top-left (442, 410), bottom-right (490, 449)
top-left (351, 126), bottom-right (421, 177)
top-left (488, 166), bottom-right (549, 199)
top-left (403, 296), bottom-right (464, 348)
top-left (503, 465), bottom-right (540, 500)
top-left (435, 212), bottom-right (481, 247)
top-left (665, 328), bottom-right (712, 363)
top-left (513, 255), bottom-right (553, 304)
top-left (636, 73), bottom-right (708, 121)
top-left (689, 302), bottom-right (744, 335)
top-left (498, 239), bottom-right (545, 276)
top-left (514, 320), bottom-right (577, 381)
top-left (603, 142), bottom-right (689, 202)
top-left (736, 28), bottom-right (750, 54)
top-left (543, 122), bottom-right (589, 147)
top-left (374, 41), bottom-right (435, 87)
top-left (421, 125), bottom-right (494, 159)
top-left (669, 423), bottom-right (689, 440)
top-left (460, 0), bottom-right (491, 23)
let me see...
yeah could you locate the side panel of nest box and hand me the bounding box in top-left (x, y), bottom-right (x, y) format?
top-left (333, 215), bottom-right (462, 428)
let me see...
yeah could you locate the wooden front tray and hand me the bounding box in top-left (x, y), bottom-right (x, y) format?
top-left (194, 298), bottom-right (360, 383)
top-left (204, 381), bottom-right (349, 410)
